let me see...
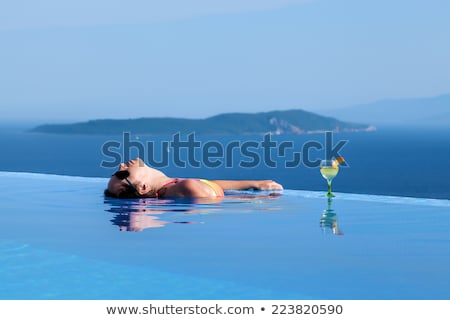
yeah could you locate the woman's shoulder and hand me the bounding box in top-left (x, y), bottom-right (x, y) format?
top-left (161, 178), bottom-right (217, 198)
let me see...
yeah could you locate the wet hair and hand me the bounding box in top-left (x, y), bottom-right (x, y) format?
top-left (104, 186), bottom-right (141, 199)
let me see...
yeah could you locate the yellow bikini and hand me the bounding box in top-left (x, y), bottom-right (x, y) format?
top-left (199, 179), bottom-right (225, 197)
top-left (155, 178), bottom-right (224, 198)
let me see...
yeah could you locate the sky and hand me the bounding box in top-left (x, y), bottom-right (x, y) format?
top-left (1, 0), bottom-right (449, 122)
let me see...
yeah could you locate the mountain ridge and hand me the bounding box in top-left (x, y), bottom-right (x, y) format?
top-left (322, 93), bottom-right (450, 126)
top-left (30, 109), bottom-right (374, 135)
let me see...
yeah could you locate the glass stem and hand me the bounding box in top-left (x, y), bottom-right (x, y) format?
top-left (327, 180), bottom-right (332, 196)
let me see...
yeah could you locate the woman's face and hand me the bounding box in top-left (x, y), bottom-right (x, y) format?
top-left (107, 158), bottom-right (149, 197)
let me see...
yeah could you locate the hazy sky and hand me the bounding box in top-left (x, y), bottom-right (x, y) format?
top-left (1, 0), bottom-right (449, 122)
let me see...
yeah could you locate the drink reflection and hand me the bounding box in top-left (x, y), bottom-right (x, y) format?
top-left (320, 197), bottom-right (344, 235)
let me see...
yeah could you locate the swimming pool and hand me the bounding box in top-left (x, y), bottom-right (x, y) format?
top-left (1, 171), bottom-right (450, 299)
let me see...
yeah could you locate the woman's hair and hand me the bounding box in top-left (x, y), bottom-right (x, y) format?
top-left (104, 186), bottom-right (142, 199)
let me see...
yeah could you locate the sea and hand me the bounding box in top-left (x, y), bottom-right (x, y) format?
top-left (1, 125), bottom-right (449, 200)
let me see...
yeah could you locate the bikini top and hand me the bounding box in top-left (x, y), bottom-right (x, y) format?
top-left (154, 178), bottom-right (224, 198)
top-left (155, 178), bottom-right (179, 198)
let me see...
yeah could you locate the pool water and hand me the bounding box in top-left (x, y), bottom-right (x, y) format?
top-left (1, 172), bottom-right (450, 299)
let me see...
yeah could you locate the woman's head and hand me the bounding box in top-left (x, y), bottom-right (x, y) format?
top-left (105, 158), bottom-right (167, 198)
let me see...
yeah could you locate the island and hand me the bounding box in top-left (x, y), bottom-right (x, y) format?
top-left (30, 109), bottom-right (375, 135)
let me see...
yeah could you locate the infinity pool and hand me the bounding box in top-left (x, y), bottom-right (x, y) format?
top-left (1, 172), bottom-right (450, 299)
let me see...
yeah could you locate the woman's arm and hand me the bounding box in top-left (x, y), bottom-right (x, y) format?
top-left (159, 179), bottom-right (283, 198)
top-left (210, 180), bottom-right (283, 191)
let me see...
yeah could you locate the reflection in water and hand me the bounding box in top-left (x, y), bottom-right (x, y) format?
top-left (104, 197), bottom-right (219, 232)
top-left (320, 198), bottom-right (344, 235)
top-left (104, 192), bottom-right (283, 232)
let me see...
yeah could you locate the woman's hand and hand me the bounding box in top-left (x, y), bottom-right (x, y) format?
top-left (252, 180), bottom-right (283, 190)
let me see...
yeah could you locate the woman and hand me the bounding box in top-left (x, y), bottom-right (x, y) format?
top-left (105, 158), bottom-right (283, 198)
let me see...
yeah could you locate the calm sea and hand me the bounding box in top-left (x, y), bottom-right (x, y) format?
top-left (1, 126), bottom-right (449, 199)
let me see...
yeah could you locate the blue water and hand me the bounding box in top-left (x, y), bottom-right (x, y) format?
top-left (1, 127), bottom-right (449, 199)
top-left (1, 172), bottom-right (450, 299)
top-left (1, 127), bottom-right (450, 299)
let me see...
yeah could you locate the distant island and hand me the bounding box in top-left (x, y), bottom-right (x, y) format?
top-left (30, 109), bottom-right (375, 135)
top-left (324, 93), bottom-right (450, 127)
